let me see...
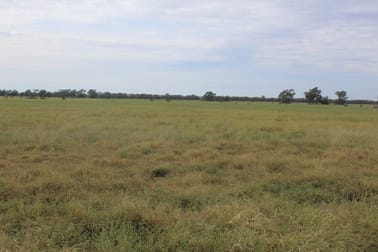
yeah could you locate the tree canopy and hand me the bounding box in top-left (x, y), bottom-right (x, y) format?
top-left (304, 87), bottom-right (323, 104)
top-left (335, 90), bottom-right (348, 105)
top-left (278, 89), bottom-right (296, 104)
top-left (203, 91), bottom-right (216, 101)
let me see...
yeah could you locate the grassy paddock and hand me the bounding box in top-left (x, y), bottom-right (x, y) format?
top-left (0, 98), bottom-right (377, 251)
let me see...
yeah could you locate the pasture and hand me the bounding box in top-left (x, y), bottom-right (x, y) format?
top-left (0, 98), bottom-right (377, 251)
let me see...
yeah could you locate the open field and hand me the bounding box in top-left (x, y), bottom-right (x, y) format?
top-left (0, 98), bottom-right (377, 251)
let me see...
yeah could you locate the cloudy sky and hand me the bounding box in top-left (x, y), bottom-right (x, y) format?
top-left (1, 0), bottom-right (378, 99)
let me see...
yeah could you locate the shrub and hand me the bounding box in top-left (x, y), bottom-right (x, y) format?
top-left (117, 149), bottom-right (128, 159)
top-left (150, 168), bottom-right (170, 178)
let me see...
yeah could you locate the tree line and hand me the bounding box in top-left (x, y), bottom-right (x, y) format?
top-left (278, 87), bottom-right (350, 105)
top-left (0, 89), bottom-right (199, 101)
top-left (0, 88), bottom-right (376, 105)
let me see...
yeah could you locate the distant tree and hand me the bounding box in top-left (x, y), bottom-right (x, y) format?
top-left (33, 89), bottom-right (39, 98)
top-left (77, 89), bottom-right (87, 98)
top-left (304, 87), bottom-right (323, 104)
top-left (39, 89), bottom-right (48, 99)
top-left (87, 89), bottom-right (98, 98)
top-left (2, 89), bottom-right (18, 98)
top-left (335, 90), bottom-right (348, 105)
top-left (102, 92), bottom-right (112, 99)
top-left (278, 89), bottom-right (295, 104)
top-left (2, 90), bottom-right (10, 98)
top-left (320, 96), bottom-right (329, 105)
top-left (24, 89), bottom-right (32, 98)
top-left (58, 89), bottom-right (71, 99)
top-left (164, 93), bottom-right (171, 102)
top-left (203, 91), bottom-right (216, 101)
top-left (9, 90), bottom-right (18, 97)
top-left (24, 89), bottom-right (38, 99)
top-left (69, 89), bottom-right (77, 98)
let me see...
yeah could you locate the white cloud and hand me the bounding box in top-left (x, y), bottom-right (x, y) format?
top-left (0, 1), bottom-right (293, 67)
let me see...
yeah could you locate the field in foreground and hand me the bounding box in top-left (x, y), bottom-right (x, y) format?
top-left (0, 98), bottom-right (377, 251)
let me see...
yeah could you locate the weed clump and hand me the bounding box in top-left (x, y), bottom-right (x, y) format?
top-left (142, 148), bottom-right (153, 155)
top-left (117, 149), bottom-right (128, 159)
top-left (150, 168), bottom-right (170, 178)
top-left (175, 195), bottom-right (203, 211)
top-left (266, 161), bottom-right (287, 173)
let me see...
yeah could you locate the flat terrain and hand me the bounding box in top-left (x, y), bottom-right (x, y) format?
top-left (0, 98), bottom-right (377, 251)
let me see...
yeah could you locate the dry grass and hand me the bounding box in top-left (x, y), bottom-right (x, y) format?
top-left (0, 98), bottom-right (377, 251)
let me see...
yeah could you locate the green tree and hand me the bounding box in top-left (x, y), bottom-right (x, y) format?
top-left (58, 89), bottom-right (71, 99)
top-left (203, 91), bottom-right (216, 101)
top-left (87, 89), bottom-right (98, 98)
top-left (335, 90), bottom-right (348, 105)
top-left (39, 89), bottom-right (48, 99)
top-left (24, 89), bottom-right (32, 98)
top-left (320, 96), bottom-right (329, 105)
top-left (165, 93), bottom-right (171, 102)
top-left (77, 89), bottom-right (87, 98)
top-left (278, 89), bottom-right (295, 104)
top-left (304, 87), bottom-right (323, 104)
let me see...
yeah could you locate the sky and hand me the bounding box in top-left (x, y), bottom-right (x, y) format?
top-left (1, 0), bottom-right (378, 99)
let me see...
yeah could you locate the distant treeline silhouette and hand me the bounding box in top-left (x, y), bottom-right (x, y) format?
top-left (0, 88), bottom-right (376, 105)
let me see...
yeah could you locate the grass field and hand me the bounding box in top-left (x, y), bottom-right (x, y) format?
top-left (0, 98), bottom-right (377, 251)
